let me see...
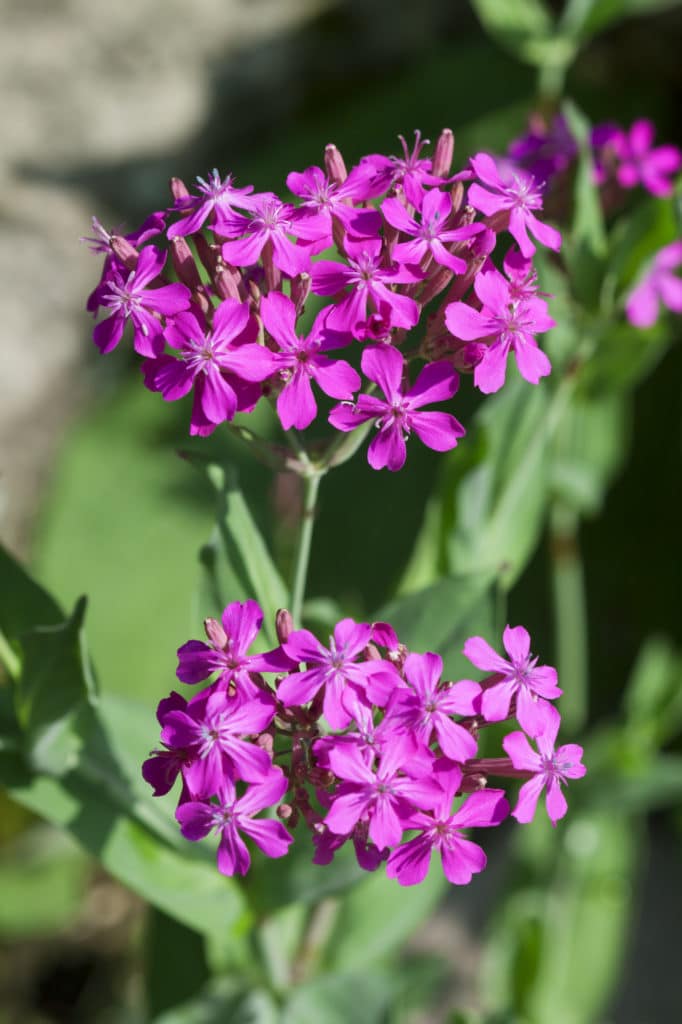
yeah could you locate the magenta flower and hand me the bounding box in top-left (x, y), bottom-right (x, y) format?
top-left (93, 247), bottom-right (191, 357)
top-left (277, 618), bottom-right (400, 730)
top-left (328, 345), bottom-right (465, 472)
top-left (463, 625), bottom-right (561, 737)
top-left (176, 770), bottom-right (292, 876)
top-left (167, 170), bottom-right (257, 238)
top-left (503, 715), bottom-right (586, 826)
top-left (176, 599), bottom-right (291, 698)
top-left (611, 120), bottom-right (681, 198)
top-left (312, 820), bottom-right (386, 872)
top-left (218, 195), bottom-right (321, 277)
top-left (508, 113), bottom-right (577, 187)
top-left (260, 292), bottom-right (360, 430)
top-left (286, 163), bottom-right (381, 241)
top-left (142, 300), bottom-right (274, 435)
top-left (311, 237), bottom-right (421, 338)
top-left (385, 764), bottom-right (508, 886)
top-left (625, 240), bottom-right (682, 328)
top-left (468, 152), bottom-right (561, 258)
top-left (386, 652), bottom-right (480, 763)
top-left (382, 189), bottom-right (483, 274)
top-left (161, 689), bottom-right (275, 794)
top-left (142, 691), bottom-right (193, 799)
top-left (445, 267), bottom-right (555, 394)
top-left (324, 737), bottom-right (441, 851)
top-left (361, 130), bottom-right (446, 208)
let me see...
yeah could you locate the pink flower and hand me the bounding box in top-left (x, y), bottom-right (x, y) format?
top-left (611, 120), bottom-right (681, 198)
top-left (324, 737), bottom-right (441, 851)
top-left (260, 292), bottom-right (360, 430)
top-left (167, 170), bottom-right (257, 238)
top-left (142, 300), bottom-right (274, 435)
top-left (386, 763), bottom-right (508, 886)
top-left (176, 771), bottom-right (292, 876)
top-left (625, 241), bottom-right (682, 328)
top-left (385, 651), bottom-right (480, 763)
top-left (463, 625), bottom-right (561, 737)
top-left (277, 618), bottom-right (399, 730)
top-left (93, 247), bottom-right (191, 357)
top-left (382, 188), bottom-right (483, 274)
top-left (286, 163), bottom-right (381, 241)
top-left (445, 267), bottom-right (555, 394)
top-left (503, 715), bottom-right (586, 826)
top-left (161, 689), bottom-right (275, 794)
top-left (361, 130), bottom-right (448, 208)
top-left (468, 152), bottom-right (562, 258)
top-left (176, 599), bottom-right (291, 698)
top-left (218, 195), bottom-right (320, 277)
top-left (311, 237), bottom-right (422, 338)
top-left (328, 345), bottom-right (465, 471)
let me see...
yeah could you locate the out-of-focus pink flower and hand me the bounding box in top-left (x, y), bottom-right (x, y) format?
top-left (625, 241), bottom-right (682, 328)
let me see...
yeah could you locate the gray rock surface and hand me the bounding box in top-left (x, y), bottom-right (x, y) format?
top-left (0, 0), bottom-right (329, 552)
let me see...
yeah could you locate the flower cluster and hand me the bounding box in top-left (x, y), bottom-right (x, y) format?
top-left (507, 114), bottom-right (682, 331)
top-left (143, 601), bottom-right (585, 884)
top-left (85, 130), bottom-right (562, 469)
top-left (509, 114), bottom-right (681, 201)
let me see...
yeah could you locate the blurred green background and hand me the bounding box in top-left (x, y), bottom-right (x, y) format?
top-left (1, 1), bottom-right (681, 1021)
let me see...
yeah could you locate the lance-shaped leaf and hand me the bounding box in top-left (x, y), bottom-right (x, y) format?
top-left (183, 455), bottom-right (289, 649)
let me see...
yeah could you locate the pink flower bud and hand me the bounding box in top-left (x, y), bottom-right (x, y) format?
top-left (169, 176), bottom-right (190, 201)
top-left (204, 617), bottom-right (227, 649)
top-left (110, 234), bottom-right (139, 270)
top-left (170, 237), bottom-right (202, 290)
top-left (276, 609), bottom-right (294, 644)
top-left (432, 128), bottom-right (454, 177)
top-left (324, 143), bottom-right (348, 184)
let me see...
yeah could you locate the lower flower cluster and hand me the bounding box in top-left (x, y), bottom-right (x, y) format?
top-left (143, 601), bottom-right (585, 885)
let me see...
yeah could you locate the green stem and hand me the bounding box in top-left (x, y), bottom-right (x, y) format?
top-left (290, 471), bottom-right (323, 627)
top-left (0, 628), bottom-right (20, 681)
top-left (550, 502), bottom-right (588, 733)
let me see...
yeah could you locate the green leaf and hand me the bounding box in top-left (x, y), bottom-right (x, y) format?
top-left (484, 812), bottom-right (638, 1023)
top-left (145, 908), bottom-right (211, 1019)
top-left (244, 835), bottom-right (365, 917)
top-left (153, 982), bottom-right (279, 1024)
top-left (281, 970), bottom-right (394, 1024)
top-left (326, 861), bottom-right (446, 972)
top-left (550, 393), bottom-right (629, 515)
top-left (379, 571), bottom-right (495, 678)
top-left (562, 100), bottom-right (607, 309)
top-left (186, 457), bottom-right (288, 648)
top-left (5, 764), bottom-right (248, 942)
top-left (13, 596), bottom-right (98, 776)
top-left (0, 542), bottom-right (63, 639)
top-left (446, 375), bottom-right (566, 590)
top-left (470, 0), bottom-right (570, 68)
top-left (624, 637), bottom-right (682, 745)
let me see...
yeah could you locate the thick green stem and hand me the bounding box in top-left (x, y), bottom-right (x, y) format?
top-left (290, 471), bottom-right (323, 627)
top-left (550, 503), bottom-right (588, 733)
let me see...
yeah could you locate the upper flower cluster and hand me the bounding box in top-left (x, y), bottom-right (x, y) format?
top-left (509, 114), bottom-right (681, 201)
top-left (143, 601), bottom-right (585, 884)
top-left (507, 114), bottom-right (682, 331)
top-left (85, 130), bottom-right (562, 470)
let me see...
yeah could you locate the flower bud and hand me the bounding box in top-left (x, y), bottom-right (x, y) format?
top-left (169, 176), bottom-right (190, 201)
top-left (170, 237), bottom-right (202, 290)
top-left (276, 608), bottom-right (294, 644)
top-left (204, 617), bottom-right (227, 649)
top-left (432, 128), bottom-right (454, 178)
top-left (290, 272), bottom-right (311, 317)
top-left (324, 143), bottom-right (348, 184)
top-left (110, 235), bottom-right (139, 270)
